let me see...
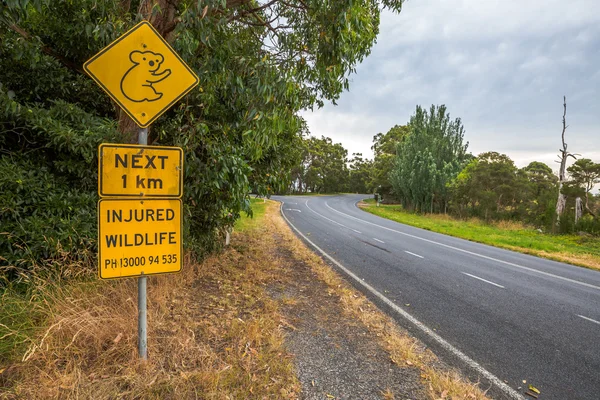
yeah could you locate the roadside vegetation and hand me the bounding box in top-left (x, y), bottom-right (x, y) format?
top-left (287, 103), bottom-right (600, 261)
top-left (1, 199), bottom-right (490, 399)
top-left (1, 199), bottom-right (300, 398)
top-left (0, 0), bottom-right (402, 283)
top-left (360, 199), bottom-right (600, 271)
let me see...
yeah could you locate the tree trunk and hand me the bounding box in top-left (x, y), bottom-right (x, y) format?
top-left (584, 192), bottom-right (597, 218)
top-left (555, 96), bottom-right (574, 227)
top-left (556, 193), bottom-right (567, 222)
top-left (118, 109), bottom-right (142, 143)
top-left (117, 0), bottom-right (180, 142)
top-left (575, 197), bottom-right (583, 223)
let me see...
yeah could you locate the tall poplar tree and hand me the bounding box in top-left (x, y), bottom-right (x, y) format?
top-left (390, 105), bottom-right (469, 212)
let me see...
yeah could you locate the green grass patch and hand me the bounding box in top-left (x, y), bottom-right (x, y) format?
top-left (234, 198), bottom-right (269, 232)
top-left (0, 285), bottom-right (44, 364)
top-left (360, 201), bottom-right (600, 271)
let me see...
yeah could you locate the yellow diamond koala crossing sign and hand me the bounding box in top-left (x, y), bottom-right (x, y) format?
top-left (88, 22), bottom-right (193, 281)
top-left (84, 21), bottom-right (198, 128)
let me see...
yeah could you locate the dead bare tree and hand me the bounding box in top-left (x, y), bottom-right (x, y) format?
top-left (555, 96), bottom-right (577, 227)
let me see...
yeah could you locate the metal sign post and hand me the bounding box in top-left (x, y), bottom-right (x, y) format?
top-left (138, 273), bottom-right (147, 359)
top-left (138, 127), bottom-right (148, 360)
top-left (87, 20), bottom-right (197, 360)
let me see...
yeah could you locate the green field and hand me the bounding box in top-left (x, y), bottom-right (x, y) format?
top-left (360, 200), bottom-right (600, 271)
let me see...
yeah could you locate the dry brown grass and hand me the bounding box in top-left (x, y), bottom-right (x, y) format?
top-left (266, 202), bottom-right (490, 400)
top-left (492, 219), bottom-right (528, 231)
top-left (503, 247), bottom-right (600, 271)
top-left (2, 225), bottom-right (299, 399)
top-left (3, 200), bottom-right (493, 400)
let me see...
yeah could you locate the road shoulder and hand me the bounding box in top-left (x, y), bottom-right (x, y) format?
top-left (268, 200), bottom-right (490, 399)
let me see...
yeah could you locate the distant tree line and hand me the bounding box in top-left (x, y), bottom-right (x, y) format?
top-left (288, 104), bottom-right (600, 235)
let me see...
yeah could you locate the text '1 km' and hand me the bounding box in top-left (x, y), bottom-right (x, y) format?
top-left (98, 144), bottom-right (183, 198)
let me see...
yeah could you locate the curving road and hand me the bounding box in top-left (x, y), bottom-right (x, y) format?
top-left (274, 194), bottom-right (600, 400)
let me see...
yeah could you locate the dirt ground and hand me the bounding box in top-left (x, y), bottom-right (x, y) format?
top-left (268, 236), bottom-right (426, 399)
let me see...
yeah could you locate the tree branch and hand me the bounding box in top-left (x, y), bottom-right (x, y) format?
top-left (226, 0), bottom-right (255, 9)
top-left (561, 95), bottom-right (567, 150)
top-left (280, 0), bottom-right (309, 11)
top-left (227, 0), bottom-right (280, 23)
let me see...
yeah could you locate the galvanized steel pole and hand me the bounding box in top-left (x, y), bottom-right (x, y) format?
top-left (138, 127), bottom-right (148, 360)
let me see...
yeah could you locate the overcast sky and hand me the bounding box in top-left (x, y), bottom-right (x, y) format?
top-left (301, 0), bottom-right (600, 172)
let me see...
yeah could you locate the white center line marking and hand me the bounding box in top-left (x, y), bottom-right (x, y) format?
top-left (278, 203), bottom-right (524, 400)
top-left (305, 200), bottom-right (348, 229)
top-left (578, 315), bottom-right (600, 325)
top-left (373, 238), bottom-right (385, 243)
top-left (305, 200), bottom-right (364, 235)
top-left (405, 251), bottom-right (424, 259)
top-left (324, 201), bottom-right (600, 292)
top-left (461, 272), bottom-right (505, 288)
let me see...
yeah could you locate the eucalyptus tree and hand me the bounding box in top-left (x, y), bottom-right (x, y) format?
top-left (567, 158), bottom-right (600, 218)
top-left (449, 152), bottom-right (523, 220)
top-left (555, 97), bottom-right (577, 226)
top-left (0, 0), bottom-right (403, 273)
top-left (520, 161), bottom-right (558, 227)
top-left (299, 136), bottom-right (349, 193)
top-left (349, 153), bottom-right (372, 194)
top-left (369, 124), bottom-right (409, 196)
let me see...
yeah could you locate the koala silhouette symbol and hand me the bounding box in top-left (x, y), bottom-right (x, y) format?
top-left (120, 50), bottom-right (172, 102)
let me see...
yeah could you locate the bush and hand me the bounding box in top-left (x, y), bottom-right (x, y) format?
top-left (575, 216), bottom-right (600, 236)
top-left (0, 88), bottom-right (119, 280)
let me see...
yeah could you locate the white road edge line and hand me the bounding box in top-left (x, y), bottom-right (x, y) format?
top-left (405, 251), bottom-right (424, 259)
top-left (462, 272), bottom-right (505, 289)
top-left (324, 201), bottom-right (600, 292)
top-left (578, 315), bottom-right (600, 325)
top-left (279, 202), bottom-right (524, 400)
top-left (373, 238), bottom-right (385, 244)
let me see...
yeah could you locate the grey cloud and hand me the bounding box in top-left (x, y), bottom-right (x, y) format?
top-left (302, 0), bottom-right (600, 169)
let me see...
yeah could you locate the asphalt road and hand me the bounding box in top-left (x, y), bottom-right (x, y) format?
top-left (274, 194), bottom-right (600, 400)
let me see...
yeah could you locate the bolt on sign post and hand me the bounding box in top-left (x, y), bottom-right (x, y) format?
top-left (85, 21), bottom-right (198, 360)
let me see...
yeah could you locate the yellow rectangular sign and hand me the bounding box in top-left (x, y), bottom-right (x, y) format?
top-left (84, 21), bottom-right (199, 128)
top-left (98, 199), bottom-right (182, 279)
top-left (99, 144), bottom-right (183, 198)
